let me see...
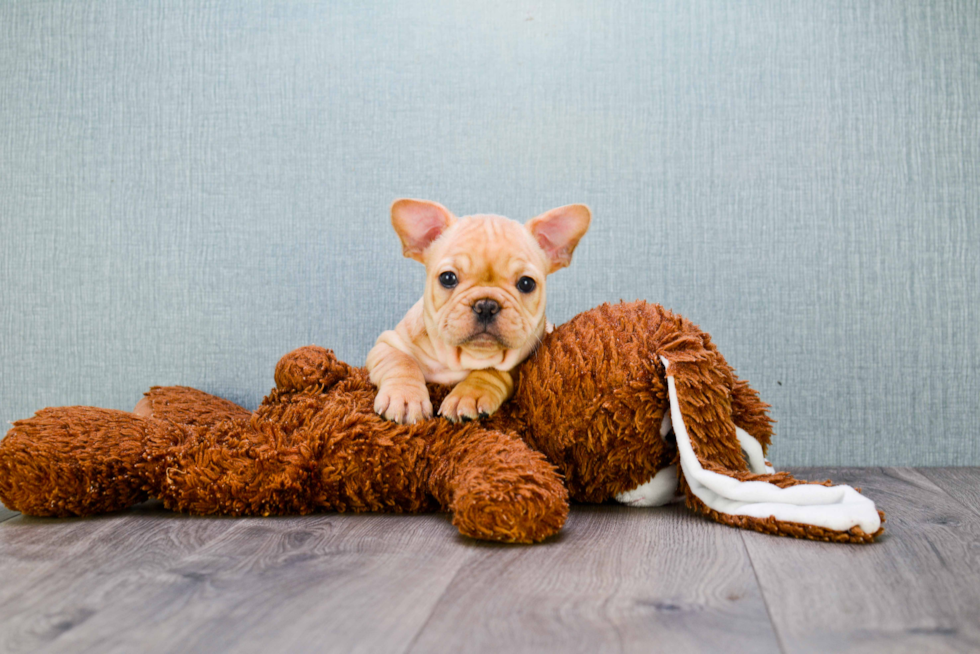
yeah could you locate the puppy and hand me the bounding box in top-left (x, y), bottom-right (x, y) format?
top-left (367, 199), bottom-right (591, 424)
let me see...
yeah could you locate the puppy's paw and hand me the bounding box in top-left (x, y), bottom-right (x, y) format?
top-left (374, 384), bottom-right (433, 425)
top-left (439, 384), bottom-right (504, 423)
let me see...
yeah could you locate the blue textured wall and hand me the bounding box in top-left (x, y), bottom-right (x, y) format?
top-left (1, 1), bottom-right (978, 465)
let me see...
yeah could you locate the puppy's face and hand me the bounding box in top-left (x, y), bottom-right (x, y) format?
top-left (426, 215), bottom-right (548, 352)
top-left (391, 200), bottom-right (591, 360)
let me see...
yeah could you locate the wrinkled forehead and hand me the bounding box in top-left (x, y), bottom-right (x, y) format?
top-left (430, 214), bottom-right (547, 276)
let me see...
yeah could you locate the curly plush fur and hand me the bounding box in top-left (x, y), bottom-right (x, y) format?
top-left (0, 302), bottom-right (883, 544)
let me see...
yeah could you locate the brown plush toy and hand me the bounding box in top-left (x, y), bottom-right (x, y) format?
top-left (0, 302), bottom-right (884, 544)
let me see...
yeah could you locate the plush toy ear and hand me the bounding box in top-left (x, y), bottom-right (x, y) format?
top-left (526, 204), bottom-right (592, 272)
top-left (390, 199), bottom-right (457, 263)
top-left (659, 355), bottom-right (884, 542)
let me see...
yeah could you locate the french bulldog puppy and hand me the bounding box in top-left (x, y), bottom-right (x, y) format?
top-left (367, 199), bottom-right (591, 424)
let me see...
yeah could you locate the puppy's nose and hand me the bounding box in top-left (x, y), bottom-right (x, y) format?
top-left (472, 298), bottom-right (501, 325)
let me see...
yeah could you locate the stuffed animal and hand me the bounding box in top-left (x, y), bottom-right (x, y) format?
top-left (0, 302), bottom-right (883, 544)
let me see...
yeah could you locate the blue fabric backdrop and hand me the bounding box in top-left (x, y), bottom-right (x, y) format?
top-left (1, 1), bottom-right (977, 465)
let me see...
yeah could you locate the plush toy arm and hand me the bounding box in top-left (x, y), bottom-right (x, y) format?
top-left (273, 345), bottom-right (353, 394)
top-left (427, 424), bottom-right (568, 543)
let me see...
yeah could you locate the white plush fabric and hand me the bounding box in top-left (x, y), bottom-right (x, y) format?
top-left (614, 465), bottom-right (680, 507)
top-left (736, 426), bottom-right (774, 474)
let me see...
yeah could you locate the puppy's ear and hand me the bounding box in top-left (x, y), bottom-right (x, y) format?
top-left (390, 199), bottom-right (457, 263)
top-left (526, 204), bottom-right (592, 272)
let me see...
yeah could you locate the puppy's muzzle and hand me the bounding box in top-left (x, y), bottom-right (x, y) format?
top-left (472, 298), bottom-right (501, 326)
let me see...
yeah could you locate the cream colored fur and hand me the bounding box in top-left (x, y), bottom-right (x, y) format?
top-left (367, 199), bottom-right (590, 424)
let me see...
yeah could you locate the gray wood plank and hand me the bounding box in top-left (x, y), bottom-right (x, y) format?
top-left (743, 467), bottom-right (980, 654)
top-left (407, 504), bottom-right (781, 654)
top-left (0, 502), bottom-right (244, 653)
top-left (0, 510), bottom-right (144, 608)
top-left (0, 506), bottom-right (17, 523)
top-left (5, 468), bottom-right (976, 653)
top-left (70, 513), bottom-right (476, 654)
top-left (919, 468), bottom-right (980, 519)
top-left (0, 507), bottom-right (477, 654)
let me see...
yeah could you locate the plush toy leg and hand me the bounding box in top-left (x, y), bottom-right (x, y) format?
top-left (614, 413), bottom-right (682, 507)
top-left (661, 356), bottom-right (884, 543)
top-left (0, 407), bottom-right (155, 516)
top-left (428, 424), bottom-right (569, 544)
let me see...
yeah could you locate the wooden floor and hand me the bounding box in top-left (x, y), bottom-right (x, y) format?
top-left (1, 467), bottom-right (978, 654)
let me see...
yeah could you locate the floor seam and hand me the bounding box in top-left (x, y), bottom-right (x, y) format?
top-left (915, 468), bottom-right (980, 522)
top-left (741, 531), bottom-right (789, 654)
top-left (400, 547), bottom-right (476, 654)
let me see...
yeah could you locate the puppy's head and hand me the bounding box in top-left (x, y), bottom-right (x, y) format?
top-left (391, 199), bottom-right (591, 366)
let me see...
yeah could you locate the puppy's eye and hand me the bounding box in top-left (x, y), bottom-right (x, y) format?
top-left (438, 271), bottom-right (458, 289)
top-left (516, 276), bottom-right (536, 294)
